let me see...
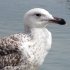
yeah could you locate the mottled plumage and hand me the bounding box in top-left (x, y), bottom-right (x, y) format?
top-left (0, 8), bottom-right (66, 70)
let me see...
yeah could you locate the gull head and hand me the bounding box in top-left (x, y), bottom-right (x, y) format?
top-left (24, 8), bottom-right (66, 28)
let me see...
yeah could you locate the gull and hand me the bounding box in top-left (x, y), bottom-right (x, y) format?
top-left (0, 8), bottom-right (66, 70)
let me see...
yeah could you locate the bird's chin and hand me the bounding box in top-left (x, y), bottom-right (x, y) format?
top-left (44, 24), bottom-right (48, 28)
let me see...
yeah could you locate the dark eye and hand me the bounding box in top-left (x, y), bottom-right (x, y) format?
top-left (35, 13), bottom-right (41, 17)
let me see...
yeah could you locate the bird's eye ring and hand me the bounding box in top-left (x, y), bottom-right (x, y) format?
top-left (35, 13), bottom-right (41, 17)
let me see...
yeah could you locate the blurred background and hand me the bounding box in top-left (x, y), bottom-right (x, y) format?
top-left (0, 0), bottom-right (70, 70)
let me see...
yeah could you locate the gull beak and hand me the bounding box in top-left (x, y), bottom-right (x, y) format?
top-left (49, 17), bottom-right (66, 25)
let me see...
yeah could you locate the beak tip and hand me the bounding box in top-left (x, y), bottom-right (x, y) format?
top-left (53, 17), bottom-right (66, 25)
top-left (59, 18), bottom-right (66, 25)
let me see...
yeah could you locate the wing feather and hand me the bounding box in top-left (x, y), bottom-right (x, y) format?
top-left (0, 34), bottom-right (22, 69)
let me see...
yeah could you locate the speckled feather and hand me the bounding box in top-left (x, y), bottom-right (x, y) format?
top-left (0, 8), bottom-right (55, 70)
top-left (0, 33), bottom-right (37, 70)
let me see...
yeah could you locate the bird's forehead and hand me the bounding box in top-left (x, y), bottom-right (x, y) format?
top-left (24, 8), bottom-right (54, 20)
top-left (26, 8), bottom-right (50, 16)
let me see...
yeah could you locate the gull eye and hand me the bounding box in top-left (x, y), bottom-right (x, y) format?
top-left (35, 13), bottom-right (41, 17)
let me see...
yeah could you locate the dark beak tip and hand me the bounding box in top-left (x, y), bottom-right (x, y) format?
top-left (59, 18), bottom-right (66, 25)
top-left (53, 17), bottom-right (66, 25)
